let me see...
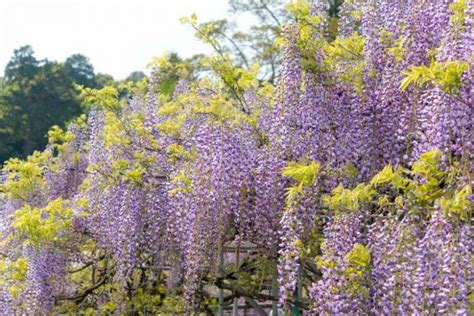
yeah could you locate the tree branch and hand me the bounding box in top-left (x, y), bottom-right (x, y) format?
top-left (215, 278), bottom-right (309, 310)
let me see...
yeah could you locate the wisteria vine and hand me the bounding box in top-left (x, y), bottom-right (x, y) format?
top-left (0, 0), bottom-right (472, 314)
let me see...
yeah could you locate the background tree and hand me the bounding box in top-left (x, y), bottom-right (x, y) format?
top-left (3, 45), bottom-right (39, 84)
top-left (186, 0), bottom-right (344, 83)
top-left (184, 1), bottom-right (285, 83)
top-left (64, 54), bottom-right (98, 88)
top-left (0, 46), bottom-right (100, 163)
top-left (125, 71), bottom-right (146, 83)
top-left (95, 72), bottom-right (116, 87)
top-left (229, 0), bottom-right (286, 82)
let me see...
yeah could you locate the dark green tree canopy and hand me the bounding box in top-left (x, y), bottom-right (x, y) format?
top-left (4, 45), bottom-right (40, 83)
top-left (125, 71), bottom-right (146, 83)
top-left (0, 46), bottom-right (103, 163)
top-left (65, 54), bottom-right (98, 88)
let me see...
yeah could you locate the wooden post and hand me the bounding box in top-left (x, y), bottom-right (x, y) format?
top-left (271, 255), bottom-right (279, 316)
top-left (244, 297), bottom-right (268, 316)
top-left (218, 243), bottom-right (224, 316)
top-left (232, 239), bottom-right (241, 316)
top-left (291, 269), bottom-right (302, 315)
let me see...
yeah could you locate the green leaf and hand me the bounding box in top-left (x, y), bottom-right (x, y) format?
top-left (419, 149), bottom-right (442, 165)
top-left (400, 61), bottom-right (469, 93)
top-left (345, 243), bottom-right (371, 269)
top-left (438, 185), bottom-right (472, 220)
top-left (282, 161), bottom-right (320, 186)
top-left (400, 75), bottom-right (414, 91)
top-left (370, 164), bottom-right (393, 185)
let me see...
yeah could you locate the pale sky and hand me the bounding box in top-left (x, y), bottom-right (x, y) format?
top-left (0, 0), bottom-right (239, 80)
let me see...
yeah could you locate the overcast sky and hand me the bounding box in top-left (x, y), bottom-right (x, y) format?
top-left (0, 0), bottom-right (238, 79)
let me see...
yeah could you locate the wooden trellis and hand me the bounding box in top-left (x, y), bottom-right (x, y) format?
top-left (216, 240), bottom-right (284, 316)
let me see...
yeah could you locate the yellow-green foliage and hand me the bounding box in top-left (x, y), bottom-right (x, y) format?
top-left (449, 0), bottom-right (467, 29)
top-left (157, 296), bottom-right (186, 314)
top-left (323, 150), bottom-right (471, 222)
top-left (321, 32), bottom-right (366, 92)
top-left (148, 53), bottom-right (190, 78)
top-left (109, 158), bottom-right (148, 185)
top-left (201, 56), bottom-right (259, 92)
top-left (47, 116), bottom-right (88, 160)
top-left (0, 257), bottom-right (28, 298)
top-left (128, 113), bottom-right (150, 140)
top-left (370, 163), bottom-right (411, 193)
top-left (408, 150), bottom-right (446, 205)
top-left (283, 161), bottom-right (320, 203)
top-left (438, 184), bottom-right (472, 221)
top-left (283, 161), bottom-right (320, 186)
top-left (100, 301), bottom-right (117, 314)
top-left (344, 243), bottom-right (371, 270)
top-left (111, 159), bottom-right (130, 176)
top-left (166, 144), bottom-right (194, 163)
top-left (323, 183), bottom-right (375, 212)
top-left (158, 101), bottom-right (181, 116)
top-left (47, 125), bottom-right (74, 146)
top-left (157, 118), bottom-right (184, 137)
top-left (124, 164), bottom-right (145, 184)
top-left (370, 164), bottom-right (394, 185)
top-left (124, 286), bottom-right (187, 314)
top-left (180, 13), bottom-right (212, 44)
top-left (315, 241), bottom-right (335, 270)
top-left (400, 60), bottom-right (469, 93)
top-left (80, 85), bottom-right (122, 109)
top-left (285, 0), bottom-right (367, 94)
top-left (157, 79), bottom-right (256, 137)
top-left (180, 13), bottom-right (259, 105)
top-left (281, 0), bottom-right (326, 73)
top-left (379, 29), bottom-right (406, 62)
top-left (104, 111), bottom-right (130, 148)
top-left (316, 239), bottom-right (369, 278)
top-left (285, 0), bottom-right (324, 48)
top-left (285, 0), bottom-right (368, 92)
top-left (411, 150), bottom-right (444, 178)
top-left (1, 151), bottom-right (48, 200)
top-left (369, 150), bottom-right (446, 206)
top-left (11, 198), bottom-right (73, 247)
top-left (0, 257), bottom-right (28, 282)
top-left (343, 243), bottom-right (371, 295)
top-left (285, 0), bottom-right (312, 20)
top-left (169, 170), bottom-right (192, 196)
top-left (325, 33), bottom-right (365, 59)
top-left (191, 92), bottom-right (239, 121)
